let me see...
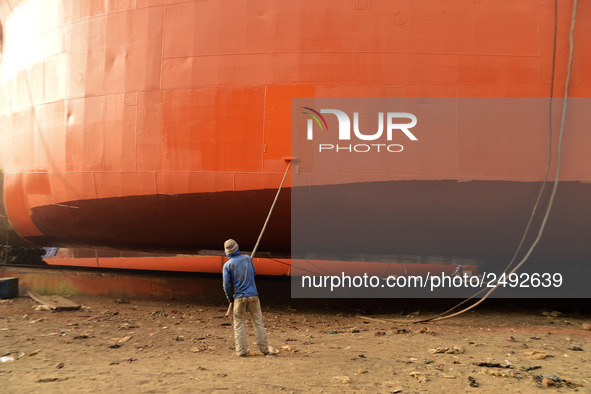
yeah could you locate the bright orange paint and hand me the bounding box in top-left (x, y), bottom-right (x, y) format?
top-left (0, 1), bottom-right (590, 272)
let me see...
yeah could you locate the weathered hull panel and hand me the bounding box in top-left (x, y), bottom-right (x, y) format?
top-left (1, 0), bottom-right (590, 272)
top-left (18, 180), bottom-right (591, 265)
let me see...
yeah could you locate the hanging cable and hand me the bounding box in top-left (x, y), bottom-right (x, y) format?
top-left (418, 0), bottom-right (561, 322)
top-left (501, 0), bottom-right (558, 277)
top-left (416, 0), bottom-right (578, 323)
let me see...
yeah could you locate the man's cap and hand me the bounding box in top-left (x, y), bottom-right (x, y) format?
top-left (224, 239), bottom-right (239, 255)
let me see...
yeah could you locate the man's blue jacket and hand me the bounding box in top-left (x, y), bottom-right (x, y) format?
top-left (223, 250), bottom-right (259, 302)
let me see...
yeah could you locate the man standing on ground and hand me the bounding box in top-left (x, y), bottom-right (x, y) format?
top-left (222, 239), bottom-right (269, 356)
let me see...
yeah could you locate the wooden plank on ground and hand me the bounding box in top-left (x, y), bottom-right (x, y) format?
top-left (27, 291), bottom-right (80, 311)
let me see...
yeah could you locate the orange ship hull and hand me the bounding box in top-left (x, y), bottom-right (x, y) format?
top-left (1, 0), bottom-right (590, 272)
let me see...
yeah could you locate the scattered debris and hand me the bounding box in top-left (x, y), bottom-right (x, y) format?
top-left (37, 377), bottom-right (65, 383)
top-left (430, 346), bottom-right (465, 354)
top-left (191, 345), bottom-right (215, 353)
top-left (1, 297), bottom-right (588, 391)
top-left (581, 323), bottom-right (591, 331)
top-left (328, 330), bottom-right (339, 334)
top-left (119, 323), bottom-right (139, 330)
top-left (525, 350), bottom-right (548, 360)
top-left (467, 376), bottom-right (479, 387)
top-left (416, 326), bottom-right (433, 334)
top-left (267, 346), bottom-right (280, 354)
top-left (281, 345), bottom-right (297, 352)
top-left (109, 335), bottom-right (132, 348)
top-left (27, 291), bottom-right (80, 311)
top-left (409, 371), bottom-right (428, 383)
top-left (334, 375), bottom-right (352, 384)
top-left (0, 356), bottom-right (14, 363)
top-left (522, 365), bottom-right (542, 372)
top-left (150, 310), bottom-right (167, 317)
top-left (533, 375), bottom-right (582, 389)
top-left (542, 310), bottom-right (561, 318)
top-left (102, 311), bottom-right (119, 316)
top-left (474, 362), bottom-right (511, 369)
top-left (481, 367), bottom-right (520, 378)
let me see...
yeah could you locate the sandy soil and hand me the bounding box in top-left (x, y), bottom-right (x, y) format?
top-left (1, 295), bottom-right (590, 393)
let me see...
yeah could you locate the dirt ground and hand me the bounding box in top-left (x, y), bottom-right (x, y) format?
top-left (1, 295), bottom-right (590, 393)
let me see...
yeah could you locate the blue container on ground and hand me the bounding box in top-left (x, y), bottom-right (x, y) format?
top-left (0, 277), bottom-right (18, 298)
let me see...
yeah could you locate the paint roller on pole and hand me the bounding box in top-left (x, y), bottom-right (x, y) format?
top-left (226, 157), bottom-right (297, 317)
